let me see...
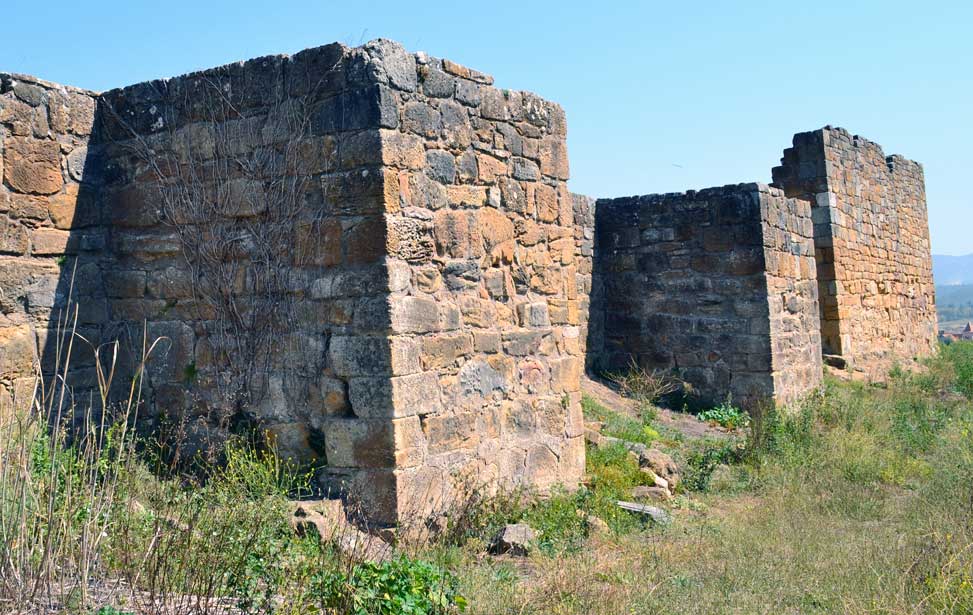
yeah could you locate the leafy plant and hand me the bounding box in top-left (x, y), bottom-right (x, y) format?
top-left (942, 340), bottom-right (973, 399)
top-left (316, 556), bottom-right (466, 615)
top-left (586, 443), bottom-right (659, 533)
top-left (681, 439), bottom-right (743, 492)
top-left (697, 399), bottom-right (749, 430)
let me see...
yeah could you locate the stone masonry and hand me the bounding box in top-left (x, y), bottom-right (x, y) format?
top-left (0, 40), bottom-right (938, 525)
top-left (377, 45), bottom-right (586, 520)
top-left (0, 74), bottom-right (99, 407)
top-left (1, 40), bottom-right (584, 526)
top-left (587, 184), bottom-right (822, 406)
top-left (772, 127), bottom-right (938, 378)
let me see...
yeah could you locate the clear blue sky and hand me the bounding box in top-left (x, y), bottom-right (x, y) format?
top-left (3, 0), bottom-right (969, 255)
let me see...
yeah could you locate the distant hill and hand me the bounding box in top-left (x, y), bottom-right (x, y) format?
top-left (933, 254), bottom-right (973, 286)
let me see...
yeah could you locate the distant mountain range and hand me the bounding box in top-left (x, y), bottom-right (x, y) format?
top-left (933, 254), bottom-right (973, 286)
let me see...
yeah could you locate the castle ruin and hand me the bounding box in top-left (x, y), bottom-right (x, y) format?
top-left (0, 39), bottom-right (937, 524)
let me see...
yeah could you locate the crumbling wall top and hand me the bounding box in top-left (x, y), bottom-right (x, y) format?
top-left (597, 182), bottom-right (785, 208)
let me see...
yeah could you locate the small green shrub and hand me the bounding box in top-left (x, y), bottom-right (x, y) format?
top-left (889, 394), bottom-right (950, 454)
top-left (315, 556), bottom-right (466, 615)
top-left (942, 340), bottom-right (973, 399)
top-left (681, 439), bottom-right (744, 492)
top-left (523, 488), bottom-right (590, 554)
top-left (697, 399), bottom-right (749, 430)
top-left (586, 443), bottom-right (659, 533)
top-left (745, 400), bottom-right (815, 466)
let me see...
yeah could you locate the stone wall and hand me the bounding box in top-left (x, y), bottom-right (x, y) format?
top-left (772, 127), bottom-right (937, 376)
top-left (588, 184), bottom-right (822, 406)
top-left (0, 42), bottom-right (938, 526)
top-left (572, 193), bottom-right (597, 359)
top-left (2, 40), bottom-right (585, 525)
top-left (761, 190), bottom-right (824, 400)
top-left (377, 44), bottom-right (585, 519)
top-left (94, 43), bottom-right (407, 502)
top-left (0, 73), bottom-right (98, 409)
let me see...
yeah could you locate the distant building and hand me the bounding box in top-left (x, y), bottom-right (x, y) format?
top-left (940, 322), bottom-right (973, 343)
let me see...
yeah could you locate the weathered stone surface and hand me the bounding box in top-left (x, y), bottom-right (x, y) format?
top-left (66, 146), bottom-right (88, 182)
top-left (364, 39), bottom-right (418, 92)
top-left (290, 499), bottom-right (392, 563)
top-left (588, 184), bottom-right (822, 406)
top-left (772, 127), bottom-right (937, 377)
top-left (631, 485), bottom-right (671, 502)
top-left (30, 228), bottom-right (72, 255)
top-left (324, 418), bottom-right (394, 468)
top-left (638, 448), bottom-right (681, 490)
top-left (348, 371), bottom-right (443, 418)
top-left (3, 137), bottom-right (63, 195)
top-left (425, 149), bottom-right (456, 184)
top-left (489, 523), bottom-right (537, 556)
top-left (390, 295), bottom-right (440, 333)
top-left (617, 501), bottom-right (671, 525)
top-left (47, 183), bottom-right (99, 229)
top-left (0, 324), bottom-right (35, 379)
top-left (328, 336), bottom-right (392, 377)
top-left (379, 130), bottom-right (425, 169)
top-left (0, 217), bottom-right (29, 254)
top-left (420, 332), bottom-right (473, 370)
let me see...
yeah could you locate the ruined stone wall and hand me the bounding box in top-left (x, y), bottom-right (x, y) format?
top-left (772, 127), bottom-right (937, 376)
top-left (0, 73), bottom-right (98, 408)
top-left (761, 191), bottom-right (824, 401)
top-left (590, 184), bottom-right (821, 405)
top-left (2, 43), bottom-right (938, 525)
top-left (3, 40), bottom-right (584, 525)
top-left (95, 43), bottom-right (414, 519)
top-left (572, 193), bottom-right (596, 359)
top-left (377, 47), bottom-right (585, 519)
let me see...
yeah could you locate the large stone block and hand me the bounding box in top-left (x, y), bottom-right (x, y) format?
top-left (3, 137), bottom-right (63, 195)
top-left (324, 418), bottom-right (394, 468)
top-left (328, 335), bottom-right (392, 377)
top-left (347, 371), bottom-right (443, 418)
top-left (420, 332), bottom-right (473, 370)
top-left (390, 295), bottom-right (440, 333)
top-left (0, 217), bottom-right (29, 255)
top-left (0, 323), bottom-right (36, 379)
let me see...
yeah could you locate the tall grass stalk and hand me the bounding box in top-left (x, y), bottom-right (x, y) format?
top-left (0, 294), bottom-right (161, 611)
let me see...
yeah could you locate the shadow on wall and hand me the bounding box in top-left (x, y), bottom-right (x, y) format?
top-left (21, 56), bottom-right (398, 487)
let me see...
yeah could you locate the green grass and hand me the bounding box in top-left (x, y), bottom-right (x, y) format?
top-left (7, 335), bottom-right (973, 614)
top-left (582, 394), bottom-right (661, 446)
top-left (2, 381), bottom-right (461, 614)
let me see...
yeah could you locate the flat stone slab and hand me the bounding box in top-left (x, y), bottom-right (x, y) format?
top-left (617, 501), bottom-right (671, 525)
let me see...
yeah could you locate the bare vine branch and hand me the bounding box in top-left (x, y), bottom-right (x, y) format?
top-left (104, 70), bottom-right (331, 428)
